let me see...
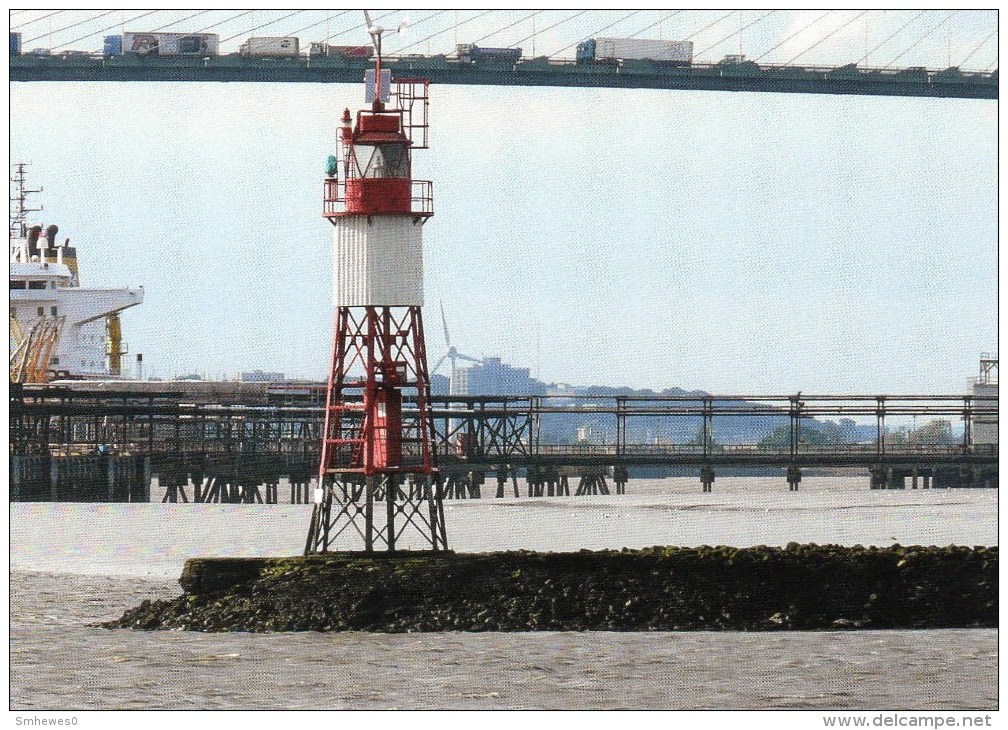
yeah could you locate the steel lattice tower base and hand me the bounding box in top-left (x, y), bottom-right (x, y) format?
top-left (305, 306), bottom-right (448, 553)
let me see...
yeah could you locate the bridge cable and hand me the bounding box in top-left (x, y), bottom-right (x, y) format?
top-left (856, 10), bottom-right (926, 66)
top-left (196, 11), bottom-right (257, 33)
top-left (696, 10), bottom-right (777, 60)
top-left (10, 10), bottom-right (67, 31)
top-left (785, 10), bottom-right (869, 66)
top-left (548, 11), bottom-right (645, 58)
top-left (324, 9), bottom-right (401, 45)
top-left (220, 10), bottom-right (308, 45)
top-left (883, 11), bottom-right (956, 69)
top-left (983, 54), bottom-right (998, 73)
top-left (753, 10), bottom-right (832, 63)
top-left (384, 11), bottom-right (449, 54)
top-left (960, 28), bottom-right (998, 67)
top-left (25, 11), bottom-right (118, 44)
top-left (286, 11), bottom-right (353, 40)
top-left (406, 9), bottom-right (449, 29)
top-left (147, 10), bottom-right (215, 33)
top-left (52, 10), bottom-right (162, 51)
top-left (681, 10), bottom-right (739, 43)
top-left (509, 10), bottom-right (591, 51)
top-left (627, 10), bottom-right (684, 39)
top-left (395, 10), bottom-right (494, 55)
top-left (332, 8), bottom-right (423, 50)
top-left (473, 10), bottom-right (540, 46)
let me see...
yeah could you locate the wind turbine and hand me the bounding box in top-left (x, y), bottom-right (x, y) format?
top-left (432, 300), bottom-right (483, 395)
top-left (363, 10), bottom-right (409, 56)
top-left (362, 10), bottom-right (408, 105)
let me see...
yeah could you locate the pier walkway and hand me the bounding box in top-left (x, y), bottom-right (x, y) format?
top-left (10, 384), bottom-right (997, 502)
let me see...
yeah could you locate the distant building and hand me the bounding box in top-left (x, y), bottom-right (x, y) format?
top-left (240, 369), bottom-right (285, 383)
top-left (547, 382), bottom-right (587, 397)
top-left (430, 372), bottom-right (449, 396)
top-left (453, 357), bottom-right (546, 397)
top-left (971, 354), bottom-right (998, 447)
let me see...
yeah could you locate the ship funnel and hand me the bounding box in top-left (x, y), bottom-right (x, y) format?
top-left (27, 224), bottom-right (42, 254)
top-left (45, 224), bottom-right (59, 247)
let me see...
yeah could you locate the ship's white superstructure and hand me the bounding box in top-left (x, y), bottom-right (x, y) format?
top-left (9, 166), bottom-right (143, 379)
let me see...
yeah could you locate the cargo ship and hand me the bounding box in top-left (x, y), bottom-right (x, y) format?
top-left (9, 164), bottom-right (143, 381)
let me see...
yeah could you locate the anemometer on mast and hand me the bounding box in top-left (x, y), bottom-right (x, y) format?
top-left (363, 10), bottom-right (408, 108)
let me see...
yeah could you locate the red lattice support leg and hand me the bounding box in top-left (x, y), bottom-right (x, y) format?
top-left (307, 306), bottom-right (447, 554)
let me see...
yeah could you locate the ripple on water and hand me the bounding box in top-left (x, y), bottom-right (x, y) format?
top-left (9, 482), bottom-right (999, 709)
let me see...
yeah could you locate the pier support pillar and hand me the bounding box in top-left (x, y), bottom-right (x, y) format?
top-left (787, 465), bottom-right (801, 492)
top-left (161, 476), bottom-right (189, 504)
top-left (574, 468), bottom-right (609, 496)
top-left (613, 465), bottom-right (628, 495)
top-left (138, 457), bottom-right (151, 502)
top-left (193, 475), bottom-right (207, 502)
top-left (442, 472), bottom-right (470, 499)
top-left (700, 465), bottom-right (715, 493)
top-left (107, 457), bottom-right (116, 501)
top-left (11, 457), bottom-right (21, 502)
top-left (544, 467), bottom-right (558, 497)
top-left (526, 464), bottom-right (542, 497)
top-left (495, 466), bottom-right (519, 498)
top-left (50, 459), bottom-right (59, 501)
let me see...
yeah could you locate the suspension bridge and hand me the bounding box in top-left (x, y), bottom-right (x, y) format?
top-left (9, 10), bottom-right (999, 99)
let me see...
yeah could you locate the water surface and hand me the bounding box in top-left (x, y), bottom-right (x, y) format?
top-left (9, 477), bottom-right (998, 709)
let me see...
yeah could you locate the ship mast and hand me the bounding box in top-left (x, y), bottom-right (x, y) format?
top-left (9, 162), bottom-right (42, 238)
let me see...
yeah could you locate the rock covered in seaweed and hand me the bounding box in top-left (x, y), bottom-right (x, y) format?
top-left (104, 544), bottom-right (998, 633)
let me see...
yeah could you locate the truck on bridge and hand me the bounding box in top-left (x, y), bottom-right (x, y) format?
top-left (577, 37), bottom-right (694, 65)
top-left (456, 44), bottom-right (522, 65)
top-left (239, 37), bottom-right (299, 59)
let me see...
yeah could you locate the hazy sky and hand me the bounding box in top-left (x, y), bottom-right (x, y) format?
top-left (8, 11), bottom-right (998, 394)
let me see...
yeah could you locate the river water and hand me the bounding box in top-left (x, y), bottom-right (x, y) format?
top-left (9, 476), bottom-right (998, 710)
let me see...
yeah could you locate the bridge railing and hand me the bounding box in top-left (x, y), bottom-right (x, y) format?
top-left (11, 385), bottom-right (999, 466)
top-left (535, 442), bottom-right (990, 458)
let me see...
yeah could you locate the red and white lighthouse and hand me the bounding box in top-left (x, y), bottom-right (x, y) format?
top-left (306, 26), bottom-right (446, 553)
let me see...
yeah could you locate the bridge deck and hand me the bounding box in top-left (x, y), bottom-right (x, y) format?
top-left (10, 55), bottom-right (998, 100)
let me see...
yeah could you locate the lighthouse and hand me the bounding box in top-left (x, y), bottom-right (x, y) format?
top-left (305, 20), bottom-right (446, 554)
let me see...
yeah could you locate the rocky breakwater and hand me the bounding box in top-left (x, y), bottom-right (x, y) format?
top-left (105, 545), bottom-right (997, 632)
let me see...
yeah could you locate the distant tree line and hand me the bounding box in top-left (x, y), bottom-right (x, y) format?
top-left (885, 419), bottom-right (957, 446)
top-left (757, 418), bottom-right (957, 449)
